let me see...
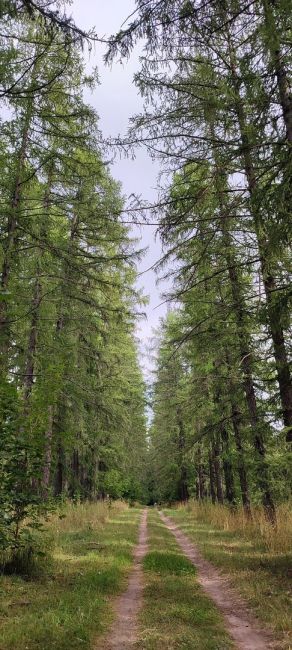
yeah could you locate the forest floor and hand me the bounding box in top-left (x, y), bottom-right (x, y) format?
top-left (0, 504), bottom-right (291, 650)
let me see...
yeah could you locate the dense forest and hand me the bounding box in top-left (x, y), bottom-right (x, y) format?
top-left (106, 0), bottom-right (292, 522)
top-left (0, 2), bottom-right (148, 558)
top-left (0, 0), bottom-right (291, 567)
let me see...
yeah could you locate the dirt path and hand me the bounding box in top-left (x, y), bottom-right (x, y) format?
top-left (98, 509), bottom-right (148, 650)
top-left (159, 511), bottom-right (275, 650)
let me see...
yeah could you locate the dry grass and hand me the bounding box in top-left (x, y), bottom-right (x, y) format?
top-left (179, 500), bottom-right (292, 553)
top-left (47, 499), bottom-right (127, 540)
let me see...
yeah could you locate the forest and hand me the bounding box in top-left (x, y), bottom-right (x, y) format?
top-left (0, 1), bottom-right (291, 650)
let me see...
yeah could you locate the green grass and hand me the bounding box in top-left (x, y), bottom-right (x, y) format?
top-left (166, 507), bottom-right (292, 650)
top-left (0, 503), bottom-right (142, 650)
top-left (136, 510), bottom-right (234, 649)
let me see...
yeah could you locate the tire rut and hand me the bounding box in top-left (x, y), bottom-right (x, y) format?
top-left (97, 509), bottom-right (148, 650)
top-left (159, 510), bottom-right (275, 650)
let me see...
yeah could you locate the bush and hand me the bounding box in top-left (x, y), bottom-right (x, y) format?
top-left (0, 381), bottom-right (55, 575)
top-left (0, 527), bottom-right (53, 577)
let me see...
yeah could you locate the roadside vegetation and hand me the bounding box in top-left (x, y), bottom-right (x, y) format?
top-left (166, 503), bottom-right (292, 649)
top-left (0, 501), bottom-right (141, 650)
top-left (137, 509), bottom-right (234, 649)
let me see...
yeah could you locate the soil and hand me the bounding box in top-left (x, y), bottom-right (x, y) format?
top-left (97, 509), bottom-right (148, 650)
top-left (159, 510), bottom-right (276, 650)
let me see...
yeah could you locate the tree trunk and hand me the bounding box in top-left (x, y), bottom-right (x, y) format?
top-left (221, 426), bottom-right (236, 505)
top-left (209, 449), bottom-right (216, 504)
top-left (23, 279), bottom-right (41, 405)
top-left (51, 196), bottom-right (81, 497)
top-left (262, 0), bottom-right (292, 143)
top-left (223, 348), bottom-right (252, 515)
top-left (227, 33), bottom-right (292, 446)
top-left (54, 439), bottom-right (65, 497)
top-left (179, 465), bottom-right (189, 502)
top-left (0, 100), bottom-right (34, 370)
top-left (197, 444), bottom-right (205, 499)
top-left (212, 358), bottom-right (235, 505)
top-left (0, 49), bottom-right (41, 371)
top-left (177, 407), bottom-right (189, 501)
top-left (230, 401), bottom-right (252, 517)
top-left (72, 449), bottom-right (80, 485)
top-left (42, 405), bottom-right (54, 498)
top-left (212, 437), bottom-right (224, 504)
top-left (207, 117), bottom-right (275, 516)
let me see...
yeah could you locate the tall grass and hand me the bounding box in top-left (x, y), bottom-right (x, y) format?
top-left (47, 499), bottom-right (127, 543)
top-left (179, 500), bottom-right (292, 553)
top-left (0, 499), bottom-right (127, 575)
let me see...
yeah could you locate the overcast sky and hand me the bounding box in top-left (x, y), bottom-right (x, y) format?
top-left (71, 0), bottom-right (166, 378)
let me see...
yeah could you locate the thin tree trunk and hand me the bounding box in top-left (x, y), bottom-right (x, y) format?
top-left (224, 351), bottom-right (252, 516)
top-left (54, 438), bottom-right (65, 497)
top-left (197, 444), bottom-right (205, 500)
top-left (177, 408), bottom-right (189, 501)
top-left (209, 449), bottom-right (216, 504)
top-left (221, 426), bottom-right (236, 505)
top-left (0, 52), bottom-right (41, 370)
top-left (52, 195), bottom-right (81, 496)
top-left (212, 437), bottom-right (224, 504)
top-left (212, 359), bottom-right (235, 505)
top-left (0, 101), bottom-right (34, 370)
top-left (42, 405), bottom-right (54, 498)
top-left (23, 279), bottom-right (41, 405)
top-left (208, 118), bottom-right (276, 517)
top-left (230, 402), bottom-right (252, 517)
top-left (262, 0), bottom-right (292, 143)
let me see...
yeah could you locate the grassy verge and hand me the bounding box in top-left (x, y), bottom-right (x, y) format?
top-left (0, 501), bottom-right (141, 650)
top-left (136, 509), bottom-right (234, 649)
top-left (166, 503), bottom-right (292, 649)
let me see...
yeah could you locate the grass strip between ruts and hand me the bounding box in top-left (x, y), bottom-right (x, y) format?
top-left (135, 509), bottom-right (234, 649)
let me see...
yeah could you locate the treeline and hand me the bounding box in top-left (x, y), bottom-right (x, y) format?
top-left (0, 3), bottom-right (147, 554)
top-left (108, 0), bottom-right (292, 520)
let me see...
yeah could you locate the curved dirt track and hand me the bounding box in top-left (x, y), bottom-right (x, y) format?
top-left (98, 509), bottom-right (148, 650)
top-left (159, 510), bottom-right (275, 650)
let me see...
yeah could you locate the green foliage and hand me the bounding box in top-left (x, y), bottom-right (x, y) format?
top-left (144, 550), bottom-right (196, 575)
top-left (0, 7), bottom-right (147, 567)
top-left (109, 0), bottom-right (292, 512)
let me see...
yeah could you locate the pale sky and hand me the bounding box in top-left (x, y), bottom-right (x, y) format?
top-left (71, 0), bottom-right (166, 378)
